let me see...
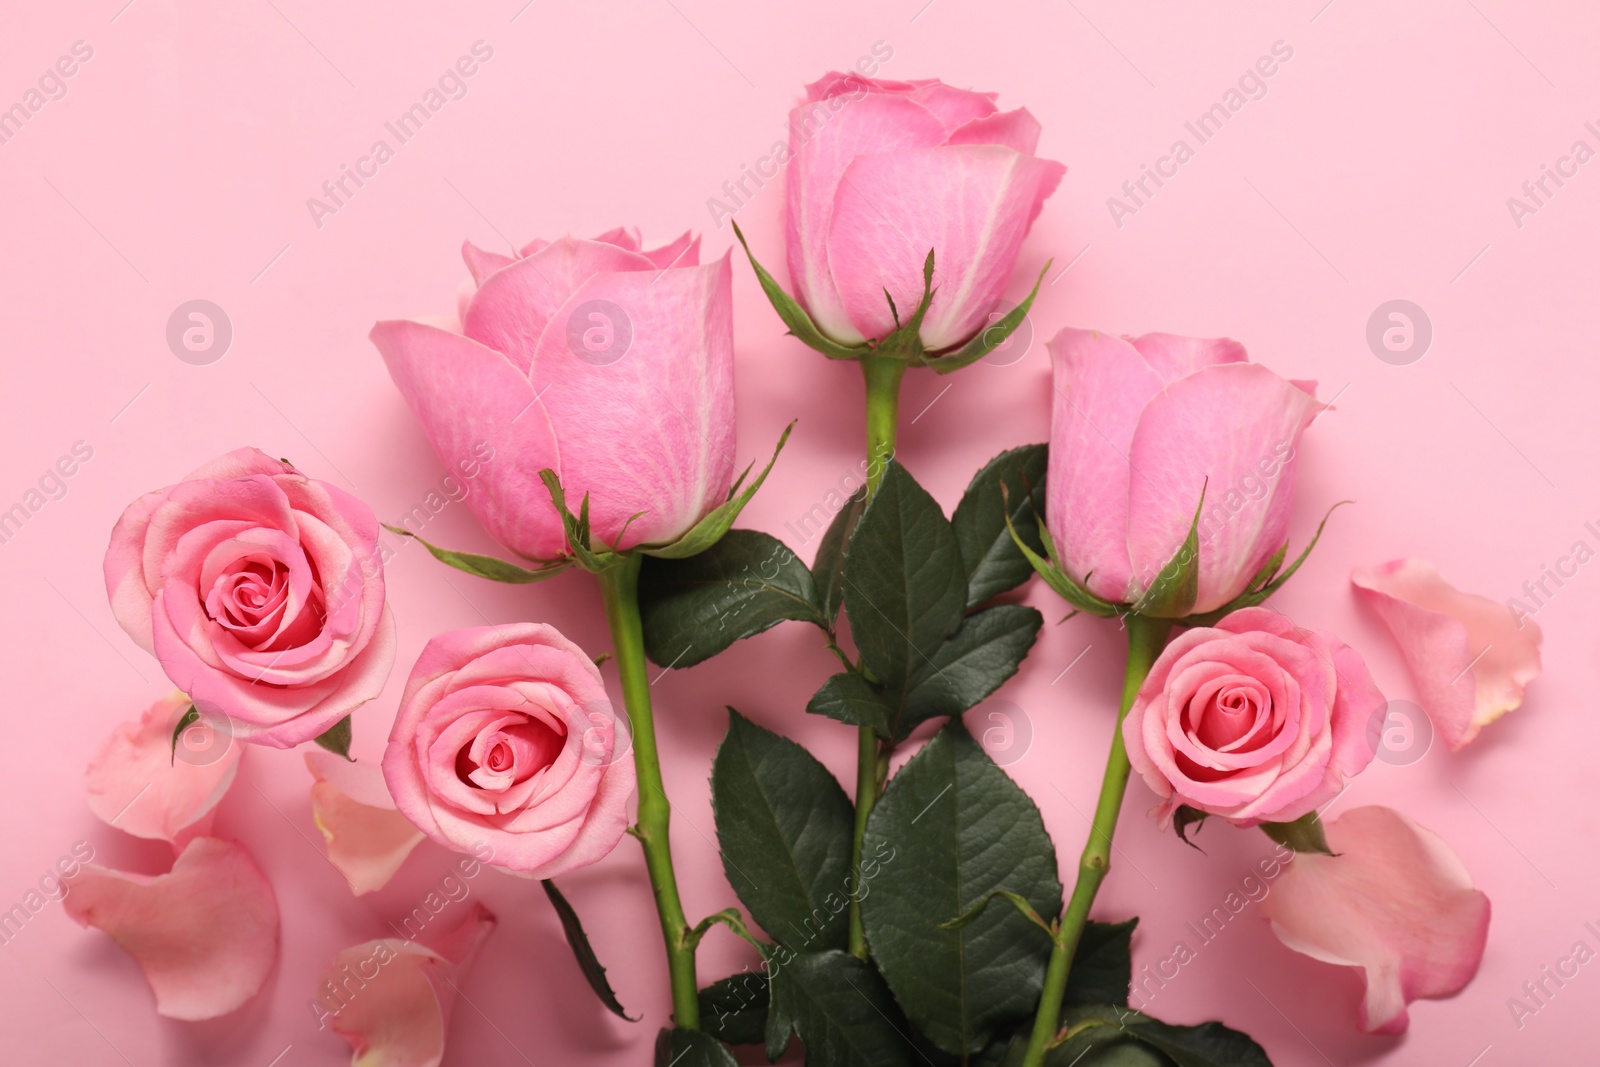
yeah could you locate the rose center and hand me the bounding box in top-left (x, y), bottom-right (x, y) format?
top-left (458, 716), bottom-right (566, 792)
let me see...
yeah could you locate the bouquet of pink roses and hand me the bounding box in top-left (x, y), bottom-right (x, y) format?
top-left (69, 72), bottom-right (1537, 1067)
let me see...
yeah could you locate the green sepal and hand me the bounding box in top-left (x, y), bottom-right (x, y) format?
top-left (169, 704), bottom-right (200, 765)
top-left (1260, 810), bottom-right (1334, 857)
top-left (999, 484), bottom-right (1118, 617)
top-left (926, 261), bottom-right (1050, 374)
top-left (1173, 805), bottom-right (1209, 851)
top-left (939, 889), bottom-right (1054, 937)
top-left (731, 222), bottom-right (867, 360)
top-left (641, 422), bottom-right (795, 559)
top-left (1183, 501), bottom-right (1352, 626)
top-left (872, 250), bottom-right (937, 363)
top-left (382, 524), bottom-right (568, 584)
top-left (537, 469), bottom-right (620, 572)
top-left (1131, 485), bottom-right (1205, 619)
top-left (313, 716), bottom-right (353, 760)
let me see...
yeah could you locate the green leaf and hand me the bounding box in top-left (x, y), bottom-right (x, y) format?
top-left (731, 221), bottom-right (866, 360)
top-left (643, 422), bottom-right (794, 559)
top-left (952, 444), bottom-right (1048, 608)
top-left (1261, 810), bottom-right (1334, 857)
top-left (711, 711), bottom-right (855, 951)
top-left (1001, 496), bottom-right (1120, 617)
top-left (1045, 1006), bottom-right (1273, 1067)
top-left (765, 950), bottom-right (915, 1067)
top-left (842, 460), bottom-right (967, 692)
top-left (1183, 501), bottom-right (1351, 626)
top-left (698, 972), bottom-right (769, 1046)
top-left (861, 723), bottom-right (1063, 1055)
top-left (169, 704), bottom-right (199, 765)
top-left (1173, 805), bottom-right (1209, 851)
top-left (1065, 919), bottom-right (1138, 1008)
top-left (653, 1027), bottom-right (738, 1067)
top-left (382, 524), bottom-right (567, 584)
top-left (807, 672), bottom-right (893, 735)
top-left (637, 530), bottom-right (824, 668)
top-left (540, 878), bottom-right (635, 1020)
top-left (1131, 486), bottom-right (1205, 619)
top-left (312, 716), bottom-right (352, 760)
top-left (892, 603), bottom-right (1043, 742)
top-left (926, 262), bottom-right (1050, 374)
top-left (810, 486), bottom-right (868, 629)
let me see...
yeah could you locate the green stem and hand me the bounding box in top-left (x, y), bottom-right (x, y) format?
top-left (1021, 614), bottom-right (1171, 1066)
top-left (847, 354), bottom-right (908, 959)
top-left (598, 555), bottom-right (700, 1029)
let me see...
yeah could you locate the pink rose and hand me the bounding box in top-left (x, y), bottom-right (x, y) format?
top-left (786, 75), bottom-right (1064, 350)
top-left (372, 227), bottom-right (735, 561)
top-left (1046, 330), bottom-right (1324, 614)
top-left (1122, 607), bottom-right (1384, 825)
top-left (103, 449), bottom-right (396, 748)
top-left (383, 623), bottom-right (634, 877)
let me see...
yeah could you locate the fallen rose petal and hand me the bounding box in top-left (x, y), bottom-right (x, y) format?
top-left (86, 692), bottom-right (242, 848)
top-left (62, 837), bottom-right (279, 1020)
top-left (316, 902), bottom-right (496, 1067)
top-left (1260, 806), bottom-right (1490, 1034)
top-left (306, 751), bottom-right (425, 896)
top-left (1352, 559), bottom-right (1542, 749)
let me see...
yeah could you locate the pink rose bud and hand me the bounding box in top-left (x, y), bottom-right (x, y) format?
top-left (786, 75), bottom-right (1064, 350)
top-left (1122, 607), bottom-right (1385, 825)
top-left (383, 623), bottom-right (635, 878)
top-left (1045, 329), bottom-right (1325, 613)
top-left (103, 448), bottom-right (396, 748)
top-left (372, 227), bottom-right (735, 561)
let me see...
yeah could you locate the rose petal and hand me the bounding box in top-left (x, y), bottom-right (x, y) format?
top-left (1261, 806), bottom-right (1491, 1034)
top-left (317, 903), bottom-right (496, 1067)
top-left (1352, 559), bottom-right (1543, 749)
top-left (306, 752), bottom-right (425, 896)
top-left (85, 692), bottom-right (242, 848)
top-left (63, 837), bottom-right (279, 1020)
top-left (529, 254), bottom-right (736, 549)
top-left (460, 241), bottom-right (515, 287)
top-left (371, 319), bottom-right (566, 562)
top-left (1125, 362), bottom-right (1323, 613)
top-left (785, 92), bottom-right (948, 344)
top-left (827, 144), bottom-right (1064, 350)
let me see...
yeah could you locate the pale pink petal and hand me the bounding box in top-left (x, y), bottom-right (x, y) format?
top-left (316, 903), bottom-right (496, 1067)
top-left (1352, 559), bottom-right (1542, 749)
top-left (906, 81), bottom-right (999, 131)
top-left (86, 692), bottom-right (241, 848)
top-left (1125, 362), bottom-right (1323, 613)
top-left (946, 107), bottom-right (1043, 154)
top-left (460, 241), bottom-right (514, 287)
top-left (785, 92), bottom-right (948, 344)
top-left (639, 230), bottom-right (700, 270)
top-left (1044, 329), bottom-right (1164, 603)
top-left (1127, 333), bottom-right (1247, 384)
top-left (371, 320), bottom-right (566, 562)
top-left (827, 144), bottom-right (1064, 350)
top-left (63, 838), bottom-right (279, 1020)
top-left (461, 236), bottom-right (654, 375)
top-left (306, 752), bottom-right (425, 896)
top-left (529, 255), bottom-right (736, 550)
top-left (1261, 806), bottom-right (1491, 1034)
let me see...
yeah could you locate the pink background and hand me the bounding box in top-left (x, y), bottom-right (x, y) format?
top-left (1, 1), bottom-right (1594, 1064)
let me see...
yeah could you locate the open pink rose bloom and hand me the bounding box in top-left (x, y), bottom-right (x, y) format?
top-left (372, 227), bottom-right (735, 560)
top-left (384, 622), bottom-right (635, 878)
top-left (1123, 607), bottom-right (1385, 825)
top-left (786, 74), bottom-right (1064, 350)
top-left (103, 448), bottom-right (396, 747)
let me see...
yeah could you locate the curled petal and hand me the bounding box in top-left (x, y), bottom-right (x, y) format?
top-left (63, 838), bottom-right (279, 1020)
top-left (1352, 559), bottom-right (1542, 749)
top-left (1261, 806), bottom-right (1490, 1034)
top-left (317, 903), bottom-right (496, 1067)
top-left (86, 692), bottom-right (241, 848)
top-left (307, 752), bottom-right (425, 896)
